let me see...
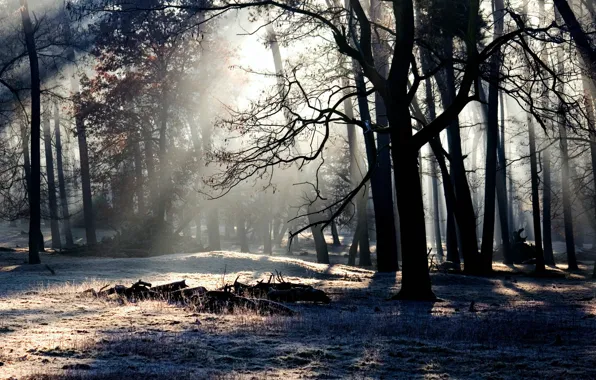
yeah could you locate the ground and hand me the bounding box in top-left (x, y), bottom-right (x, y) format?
top-left (2, 246), bottom-right (596, 380)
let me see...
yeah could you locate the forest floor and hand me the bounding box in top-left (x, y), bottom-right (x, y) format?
top-left (1, 242), bottom-right (596, 379)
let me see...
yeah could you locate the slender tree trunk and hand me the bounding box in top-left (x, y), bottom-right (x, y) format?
top-left (369, 0), bottom-right (399, 271)
top-left (542, 147), bottom-right (555, 265)
top-left (263, 209), bottom-right (272, 255)
top-left (436, 39), bottom-right (479, 272)
top-left (75, 115), bottom-right (96, 244)
top-left (527, 116), bottom-right (545, 271)
top-left (479, 0), bottom-right (505, 273)
top-left (70, 60), bottom-right (96, 245)
top-left (132, 137), bottom-right (145, 216)
top-left (43, 105), bottom-right (61, 249)
top-left (555, 9), bottom-right (579, 269)
top-left (559, 123), bottom-right (578, 270)
top-left (238, 210), bottom-right (249, 252)
top-left (20, 120), bottom-right (31, 199)
top-left (343, 83), bottom-right (371, 266)
top-left (54, 102), bottom-right (73, 247)
top-left (142, 125), bottom-right (156, 214)
top-left (496, 91), bottom-right (512, 263)
top-left (430, 138), bottom-right (460, 269)
top-left (420, 44), bottom-right (444, 260)
top-left (20, 0), bottom-right (41, 263)
top-left (480, 70), bottom-right (499, 273)
top-left (430, 157), bottom-right (444, 258)
top-left (157, 97), bottom-right (170, 224)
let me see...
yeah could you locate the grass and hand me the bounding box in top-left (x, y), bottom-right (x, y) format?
top-left (1, 251), bottom-right (596, 379)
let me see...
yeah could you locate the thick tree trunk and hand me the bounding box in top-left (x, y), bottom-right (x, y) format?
top-left (43, 106), bottom-right (61, 249)
top-left (54, 103), bottom-right (73, 247)
top-left (331, 219), bottom-right (341, 246)
top-left (307, 202), bottom-right (329, 264)
top-left (21, 0), bottom-right (41, 263)
top-left (553, 0), bottom-right (596, 86)
top-left (391, 138), bottom-right (434, 300)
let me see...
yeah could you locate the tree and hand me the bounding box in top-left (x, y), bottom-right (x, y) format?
top-left (20, 0), bottom-right (41, 263)
top-left (43, 103), bottom-right (61, 249)
top-left (54, 102), bottom-right (74, 247)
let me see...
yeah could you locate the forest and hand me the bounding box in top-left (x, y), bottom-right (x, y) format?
top-left (1, 0), bottom-right (596, 378)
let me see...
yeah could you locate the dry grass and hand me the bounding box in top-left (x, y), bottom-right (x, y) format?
top-left (1, 250), bottom-right (596, 379)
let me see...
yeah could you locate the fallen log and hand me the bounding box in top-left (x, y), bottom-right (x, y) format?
top-left (169, 286), bottom-right (208, 303)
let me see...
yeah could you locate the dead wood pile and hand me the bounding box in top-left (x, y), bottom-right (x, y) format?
top-left (83, 272), bottom-right (330, 316)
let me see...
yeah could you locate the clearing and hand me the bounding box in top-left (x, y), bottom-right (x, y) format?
top-left (1, 249), bottom-right (596, 379)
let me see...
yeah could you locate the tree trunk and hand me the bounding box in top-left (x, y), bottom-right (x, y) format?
top-left (157, 97), bottom-right (170, 224)
top-left (43, 105), bottom-right (61, 249)
top-left (307, 202), bottom-right (329, 264)
top-left (542, 147), bottom-right (555, 265)
top-left (496, 91), bottom-right (512, 263)
top-left (343, 82), bottom-right (370, 266)
top-left (54, 102), bottom-right (73, 247)
top-left (75, 115), bottom-right (96, 244)
top-left (238, 211), bottom-right (249, 252)
top-left (369, 0), bottom-right (399, 272)
top-left (553, 0), bottom-right (596, 88)
top-left (430, 138), bottom-right (460, 269)
top-left (207, 209), bottom-right (221, 251)
top-left (20, 0), bottom-right (41, 263)
top-left (132, 137), bottom-right (145, 216)
top-left (527, 116), bottom-right (545, 272)
top-left (436, 39), bottom-right (479, 272)
top-left (430, 157), bottom-right (443, 258)
top-left (263, 215), bottom-right (272, 255)
top-left (559, 123), bottom-right (578, 270)
top-left (421, 52), bottom-right (444, 259)
top-left (331, 219), bottom-right (341, 246)
top-left (70, 60), bottom-right (96, 245)
top-left (555, 8), bottom-right (579, 270)
top-left (479, 0), bottom-right (505, 273)
top-left (479, 72), bottom-right (499, 273)
top-left (20, 119), bottom-right (32, 192)
top-left (142, 125), bottom-right (156, 215)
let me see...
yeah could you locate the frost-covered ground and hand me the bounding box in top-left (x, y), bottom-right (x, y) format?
top-left (1, 246), bottom-right (596, 379)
